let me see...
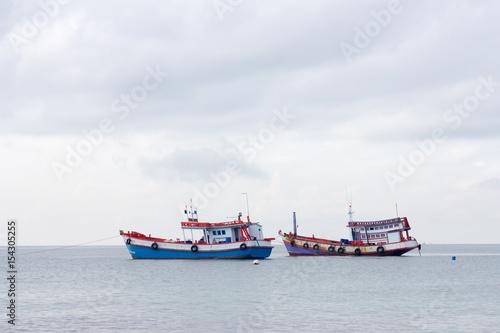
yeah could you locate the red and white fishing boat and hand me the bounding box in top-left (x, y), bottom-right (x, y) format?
top-left (120, 203), bottom-right (274, 259)
top-left (281, 206), bottom-right (420, 256)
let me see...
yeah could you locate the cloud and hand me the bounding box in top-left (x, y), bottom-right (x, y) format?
top-left (140, 144), bottom-right (267, 183)
top-left (477, 178), bottom-right (500, 191)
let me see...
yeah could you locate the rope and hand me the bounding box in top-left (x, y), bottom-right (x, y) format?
top-left (274, 237), bottom-right (285, 245)
top-left (18, 235), bottom-right (121, 256)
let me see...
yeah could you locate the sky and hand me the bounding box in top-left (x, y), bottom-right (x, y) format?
top-left (1, 0), bottom-right (499, 246)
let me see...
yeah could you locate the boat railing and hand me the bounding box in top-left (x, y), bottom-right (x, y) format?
top-left (348, 217), bottom-right (406, 227)
top-left (181, 220), bottom-right (244, 228)
top-left (284, 233), bottom-right (343, 245)
top-left (123, 231), bottom-right (167, 243)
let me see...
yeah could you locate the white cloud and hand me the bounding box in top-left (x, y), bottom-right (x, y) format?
top-left (1, 0), bottom-right (500, 245)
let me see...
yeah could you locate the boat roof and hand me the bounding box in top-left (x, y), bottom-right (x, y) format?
top-left (347, 217), bottom-right (409, 227)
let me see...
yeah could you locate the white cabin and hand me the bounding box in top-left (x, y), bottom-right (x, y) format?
top-left (347, 217), bottom-right (413, 245)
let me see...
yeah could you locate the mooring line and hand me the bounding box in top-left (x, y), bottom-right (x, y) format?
top-left (17, 235), bottom-right (121, 256)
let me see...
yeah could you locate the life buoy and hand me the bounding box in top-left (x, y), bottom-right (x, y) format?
top-left (338, 247), bottom-right (345, 254)
top-left (303, 243), bottom-right (309, 249)
top-left (290, 240), bottom-right (295, 247)
top-left (126, 238), bottom-right (131, 245)
top-left (354, 248), bottom-right (361, 255)
top-left (151, 242), bottom-right (158, 250)
top-left (377, 246), bottom-right (384, 254)
top-left (313, 244), bottom-right (319, 250)
top-left (240, 243), bottom-right (247, 250)
top-left (328, 246), bottom-right (335, 253)
top-left (191, 245), bottom-right (198, 252)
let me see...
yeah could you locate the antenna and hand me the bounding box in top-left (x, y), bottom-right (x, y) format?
top-left (350, 185), bottom-right (353, 206)
top-left (348, 203), bottom-right (354, 222)
top-left (395, 203), bottom-right (399, 217)
top-left (345, 184), bottom-right (350, 206)
top-left (345, 184), bottom-right (354, 205)
top-left (190, 198), bottom-right (195, 222)
top-left (242, 192), bottom-right (250, 222)
top-left (346, 185), bottom-right (354, 222)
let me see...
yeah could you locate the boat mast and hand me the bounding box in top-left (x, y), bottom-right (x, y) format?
top-left (183, 205), bottom-right (188, 242)
top-left (348, 203), bottom-right (356, 241)
top-left (293, 212), bottom-right (297, 237)
top-left (190, 199), bottom-right (195, 241)
top-left (346, 185), bottom-right (358, 238)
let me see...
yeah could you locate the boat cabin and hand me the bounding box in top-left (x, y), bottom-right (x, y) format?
top-left (180, 211), bottom-right (264, 244)
top-left (347, 217), bottom-right (413, 245)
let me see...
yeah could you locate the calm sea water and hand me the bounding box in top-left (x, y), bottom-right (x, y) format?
top-left (2, 244), bottom-right (500, 332)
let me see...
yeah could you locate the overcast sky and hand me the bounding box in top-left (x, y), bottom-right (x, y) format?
top-left (1, 0), bottom-right (499, 246)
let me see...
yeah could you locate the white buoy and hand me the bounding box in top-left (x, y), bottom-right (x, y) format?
top-left (253, 260), bottom-right (260, 265)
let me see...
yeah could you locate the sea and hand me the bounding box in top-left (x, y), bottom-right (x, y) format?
top-left (2, 244), bottom-right (500, 332)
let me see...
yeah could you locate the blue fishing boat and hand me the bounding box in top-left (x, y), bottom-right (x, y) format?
top-left (120, 207), bottom-right (274, 259)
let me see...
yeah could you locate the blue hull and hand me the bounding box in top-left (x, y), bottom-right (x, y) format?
top-left (126, 244), bottom-right (272, 259)
top-left (284, 242), bottom-right (328, 255)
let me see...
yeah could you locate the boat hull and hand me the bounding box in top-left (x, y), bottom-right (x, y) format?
top-left (282, 235), bottom-right (419, 257)
top-left (122, 236), bottom-right (273, 259)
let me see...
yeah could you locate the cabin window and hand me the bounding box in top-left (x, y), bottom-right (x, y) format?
top-left (222, 230), bottom-right (226, 235)
top-left (212, 231), bottom-right (216, 235)
top-left (384, 226), bottom-right (388, 229)
top-left (360, 227), bottom-right (364, 231)
top-left (361, 235), bottom-right (366, 238)
top-left (217, 230), bottom-right (221, 235)
top-left (370, 227), bottom-right (374, 230)
top-left (370, 235), bottom-right (375, 238)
